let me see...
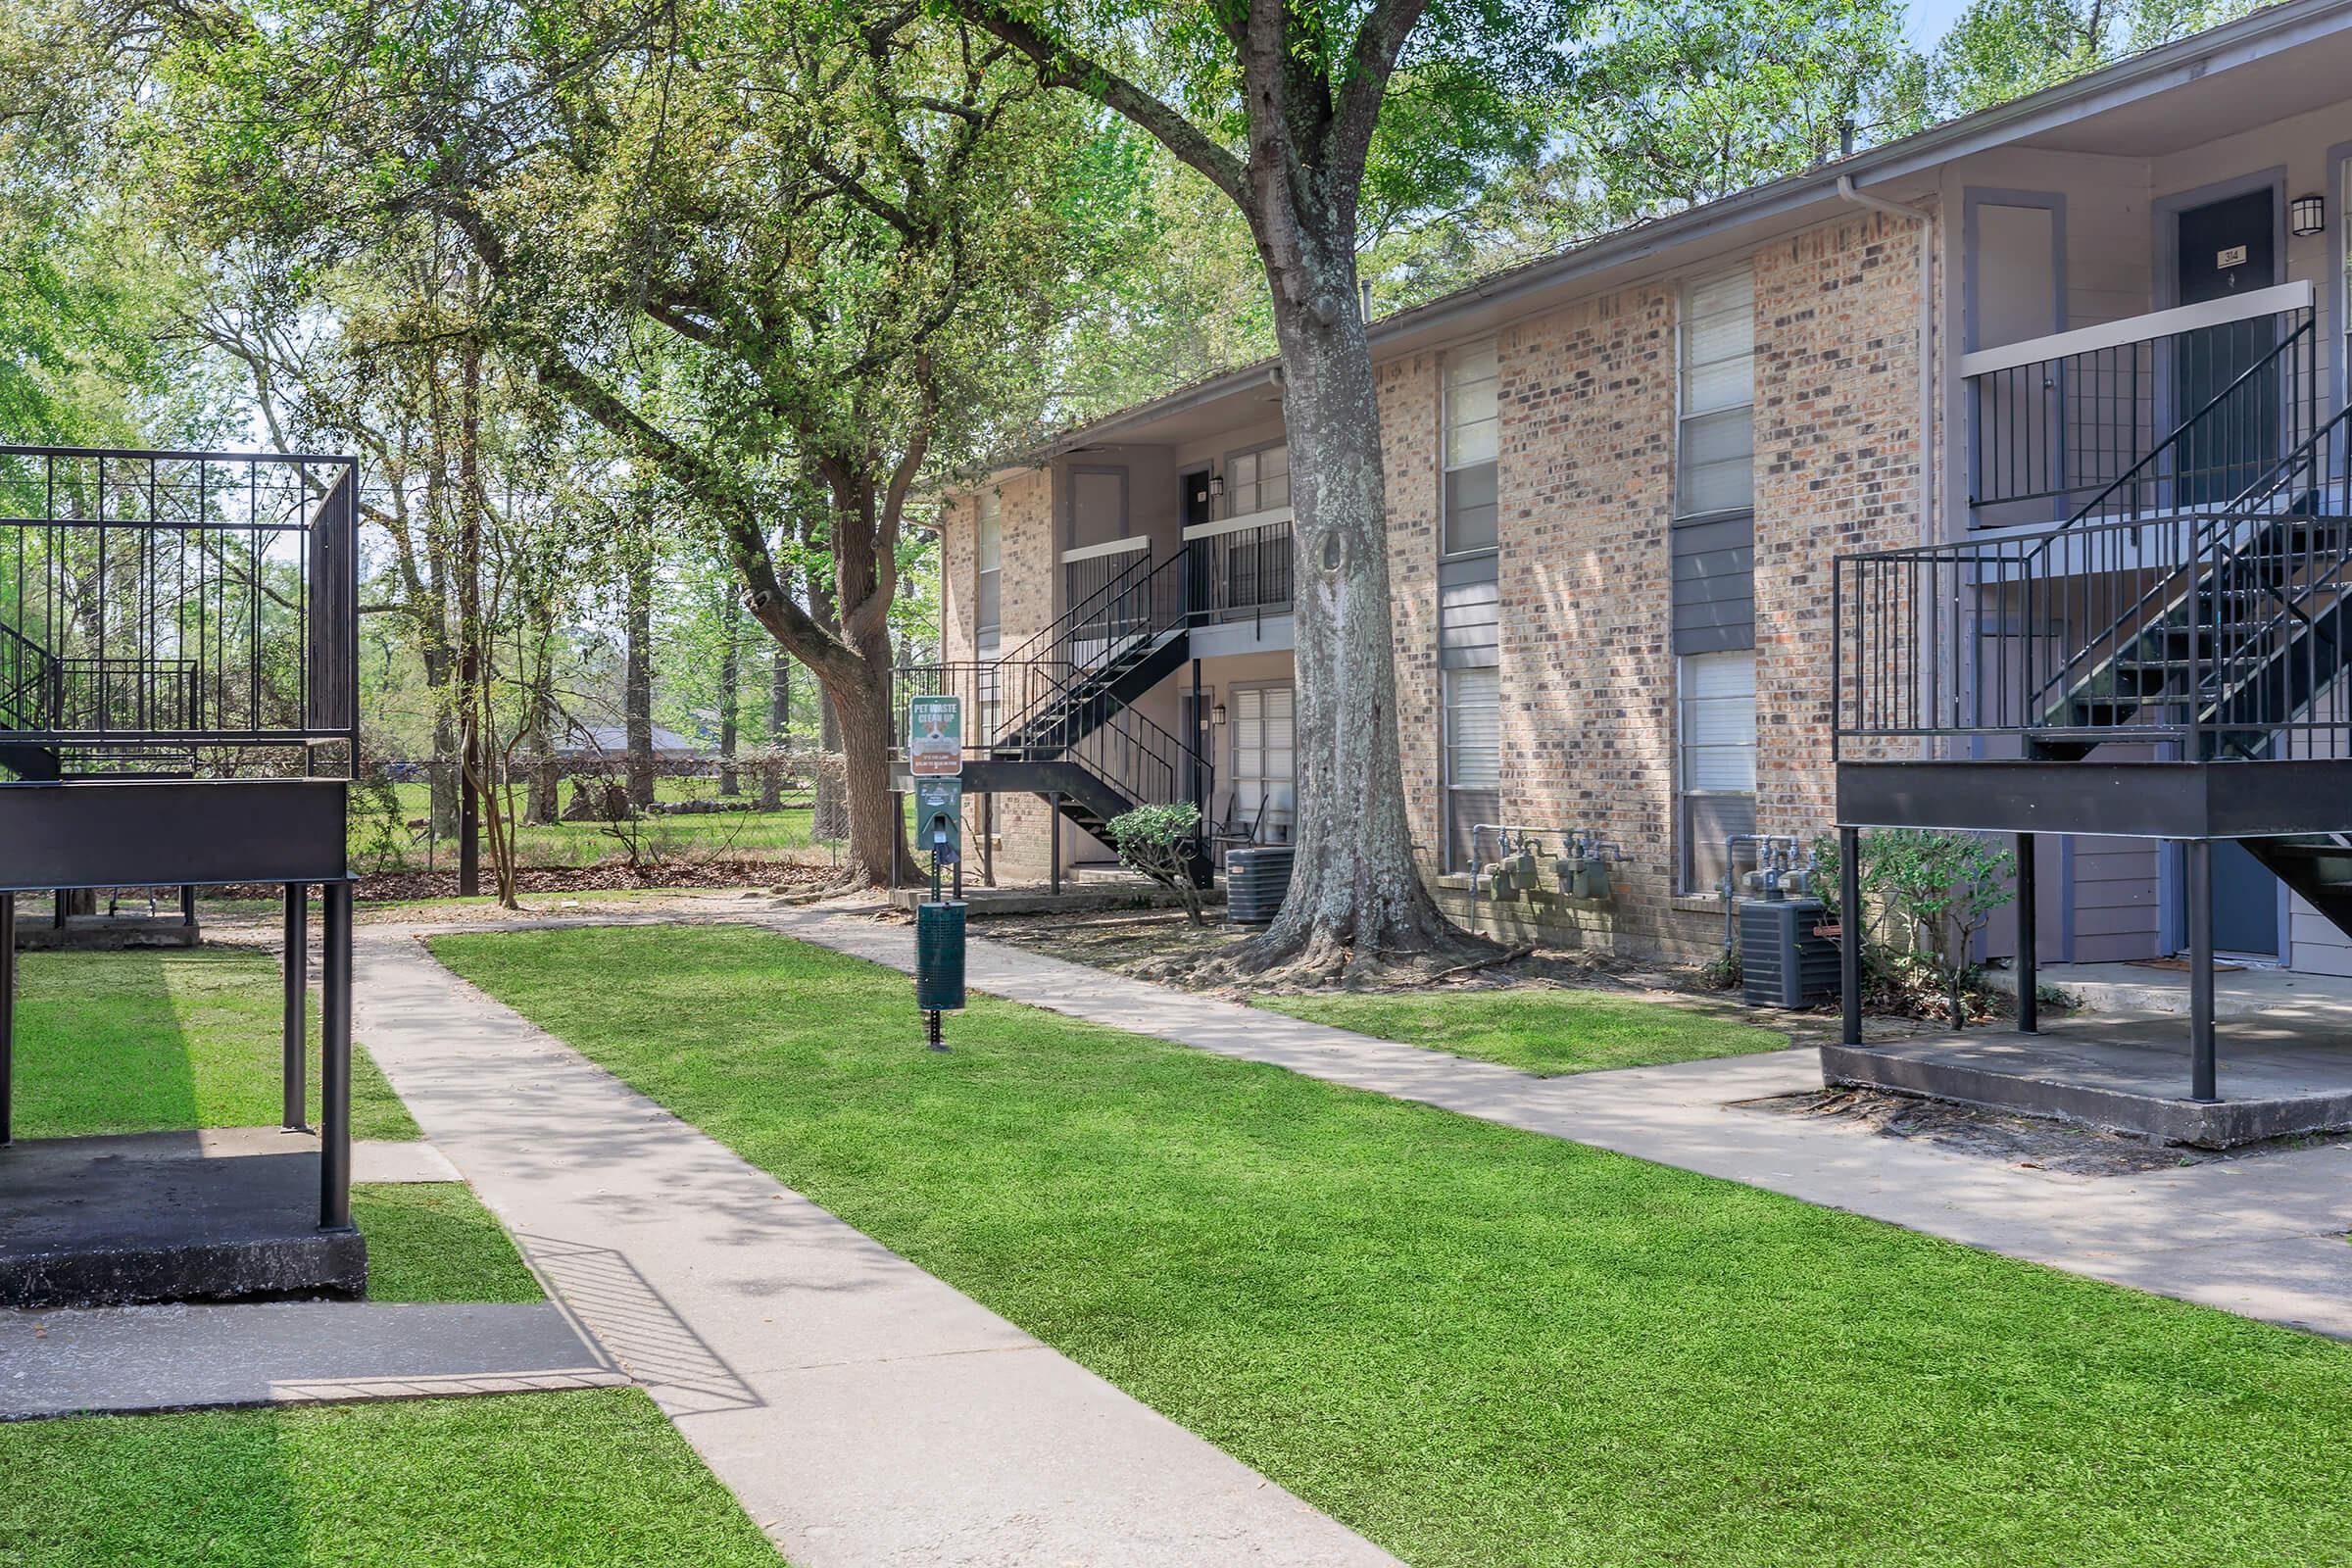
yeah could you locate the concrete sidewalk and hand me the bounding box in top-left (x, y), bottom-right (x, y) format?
top-left (353, 930), bottom-right (1398, 1568)
top-left (760, 907), bottom-right (2352, 1342)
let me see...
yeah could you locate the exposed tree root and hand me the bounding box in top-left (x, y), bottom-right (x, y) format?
top-left (1141, 916), bottom-right (1514, 993)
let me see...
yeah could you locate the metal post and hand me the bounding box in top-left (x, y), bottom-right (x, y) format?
top-left (888, 791), bottom-right (904, 890)
top-left (0, 892), bottom-right (14, 1147)
top-left (2186, 839), bottom-right (2218, 1102)
top-left (982, 794), bottom-right (996, 888)
top-left (1838, 826), bottom-right (1862, 1047)
top-left (319, 880), bottom-right (353, 1230)
top-left (180, 885), bottom-right (198, 927)
top-left (281, 882), bottom-right (308, 1131)
top-left (2015, 832), bottom-right (2037, 1035)
top-left (1050, 794), bottom-right (1062, 896)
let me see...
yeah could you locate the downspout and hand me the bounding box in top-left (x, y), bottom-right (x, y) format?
top-left (1835, 175), bottom-right (1937, 549)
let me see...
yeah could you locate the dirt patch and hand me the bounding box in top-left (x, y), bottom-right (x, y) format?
top-left (1743, 1086), bottom-right (2352, 1175)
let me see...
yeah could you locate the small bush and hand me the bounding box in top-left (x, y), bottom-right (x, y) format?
top-left (1105, 802), bottom-right (1206, 926)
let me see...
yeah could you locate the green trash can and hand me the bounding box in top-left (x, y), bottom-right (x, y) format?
top-left (915, 901), bottom-right (966, 1011)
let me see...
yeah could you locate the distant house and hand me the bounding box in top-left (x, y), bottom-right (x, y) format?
top-left (557, 722), bottom-right (705, 764)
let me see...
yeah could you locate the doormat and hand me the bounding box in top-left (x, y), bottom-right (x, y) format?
top-left (2128, 956), bottom-right (2246, 972)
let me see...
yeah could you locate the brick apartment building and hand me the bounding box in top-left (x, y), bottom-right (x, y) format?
top-left (914, 0), bottom-right (2352, 973)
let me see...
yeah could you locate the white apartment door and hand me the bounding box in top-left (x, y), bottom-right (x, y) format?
top-left (1231, 685), bottom-right (1296, 843)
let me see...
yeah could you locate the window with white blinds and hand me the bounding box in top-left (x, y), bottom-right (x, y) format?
top-left (1446, 664), bottom-right (1501, 871)
top-left (1679, 269), bottom-right (1755, 519)
top-left (975, 489), bottom-right (1002, 636)
top-left (1678, 650), bottom-right (1756, 893)
top-left (1232, 685), bottom-right (1297, 840)
top-left (1227, 443), bottom-right (1291, 516)
top-left (1444, 342), bottom-right (1499, 555)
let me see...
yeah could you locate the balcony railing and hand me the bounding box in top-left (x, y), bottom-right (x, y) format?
top-left (1966, 281), bottom-right (2321, 528)
top-left (1185, 511), bottom-right (1293, 626)
top-left (0, 447), bottom-right (359, 757)
top-left (1060, 537), bottom-right (1152, 636)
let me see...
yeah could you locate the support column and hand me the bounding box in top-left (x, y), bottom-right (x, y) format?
top-left (319, 880), bottom-right (353, 1230)
top-left (2015, 832), bottom-right (2037, 1035)
top-left (281, 882), bottom-right (309, 1131)
top-left (2186, 839), bottom-right (2218, 1102)
top-left (1, 892), bottom-right (14, 1147)
top-left (1050, 795), bottom-right (1062, 897)
top-left (1838, 826), bottom-right (1862, 1048)
top-left (180, 885), bottom-right (198, 927)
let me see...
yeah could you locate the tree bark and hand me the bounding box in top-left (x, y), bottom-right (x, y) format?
top-left (760, 647), bottom-right (788, 809)
top-left (716, 588), bottom-right (741, 797)
top-left (1226, 183), bottom-right (1473, 975)
top-left (455, 330), bottom-right (486, 901)
top-left (624, 545), bottom-right (655, 810)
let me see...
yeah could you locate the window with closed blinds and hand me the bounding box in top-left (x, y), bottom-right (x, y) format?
top-left (1445, 342), bottom-right (1499, 555)
top-left (975, 489), bottom-right (1002, 637)
top-left (1232, 685), bottom-right (1296, 841)
top-left (1446, 664), bottom-right (1500, 871)
top-left (1227, 444), bottom-right (1291, 515)
top-left (1678, 650), bottom-right (1756, 893)
top-left (1679, 269), bottom-right (1754, 519)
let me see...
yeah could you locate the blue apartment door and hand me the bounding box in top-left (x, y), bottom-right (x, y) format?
top-left (2210, 841), bottom-right (2281, 958)
top-left (2174, 187), bottom-right (2278, 505)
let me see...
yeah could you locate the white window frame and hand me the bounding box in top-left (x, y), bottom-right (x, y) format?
top-left (1228, 682), bottom-right (1297, 843)
top-left (1443, 663), bottom-right (1501, 872)
top-left (1677, 650), bottom-right (1757, 895)
top-left (1677, 267), bottom-right (1756, 522)
top-left (974, 489), bottom-right (1003, 639)
top-left (1443, 340), bottom-right (1500, 558)
top-left (1223, 440), bottom-right (1291, 518)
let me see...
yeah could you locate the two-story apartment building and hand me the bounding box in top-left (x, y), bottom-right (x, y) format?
top-left (918, 0), bottom-right (2352, 975)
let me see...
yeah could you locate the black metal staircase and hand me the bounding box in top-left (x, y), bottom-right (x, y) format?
top-left (901, 547), bottom-right (1213, 885)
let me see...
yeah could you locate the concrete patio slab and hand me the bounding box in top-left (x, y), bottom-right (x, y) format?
top-left (0, 1129), bottom-right (363, 1309)
top-left (1823, 1009), bottom-right (2352, 1145)
top-left (0, 1300), bottom-right (622, 1419)
top-left (1987, 958), bottom-right (2352, 1018)
top-left (353, 929), bottom-right (1401, 1568)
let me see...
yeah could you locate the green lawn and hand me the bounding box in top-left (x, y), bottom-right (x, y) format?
top-left (354, 1184), bottom-right (542, 1304)
top-left (432, 924), bottom-right (2352, 1568)
top-left (11, 949), bottom-right (416, 1141)
top-left (377, 780), bottom-right (821, 870)
top-left (1258, 987), bottom-right (1790, 1075)
top-left (0, 1389), bottom-right (781, 1567)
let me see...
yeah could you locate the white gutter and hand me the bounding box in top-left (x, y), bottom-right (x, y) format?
top-left (1837, 175), bottom-right (1938, 549)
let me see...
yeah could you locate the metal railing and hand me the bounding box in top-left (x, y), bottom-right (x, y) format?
top-left (1838, 391), bottom-right (2352, 760)
top-left (896, 656), bottom-right (1208, 812)
top-left (1967, 286), bottom-right (2321, 527)
top-left (1186, 518), bottom-right (1294, 625)
top-left (0, 446), bottom-right (358, 764)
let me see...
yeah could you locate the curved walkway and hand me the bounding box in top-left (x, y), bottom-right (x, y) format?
top-left (758, 906), bottom-right (2352, 1343)
top-left (353, 927), bottom-right (1398, 1568)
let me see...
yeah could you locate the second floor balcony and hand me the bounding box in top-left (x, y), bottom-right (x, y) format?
top-left (1056, 509), bottom-right (1297, 634)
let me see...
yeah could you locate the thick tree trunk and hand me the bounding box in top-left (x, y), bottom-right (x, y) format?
top-left (831, 628), bottom-right (898, 888)
top-left (1233, 207), bottom-right (1479, 977)
top-left (811, 689), bottom-right (848, 841)
top-left (760, 649), bottom-right (788, 809)
top-left (624, 550), bottom-right (655, 809)
top-left (717, 592), bottom-right (741, 797)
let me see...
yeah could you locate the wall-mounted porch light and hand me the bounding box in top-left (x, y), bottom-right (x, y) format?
top-left (1210, 702), bottom-right (1227, 726)
top-left (2291, 192), bottom-right (2327, 236)
top-left (1207, 474), bottom-right (1225, 500)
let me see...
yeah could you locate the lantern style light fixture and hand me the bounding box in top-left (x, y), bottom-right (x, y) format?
top-left (1207, 473), bottom-right (1225, 499)
top-left (1210, 702), bottom-right (1227, 726)
top-left (2291, 192), bottom-right (2327, 236)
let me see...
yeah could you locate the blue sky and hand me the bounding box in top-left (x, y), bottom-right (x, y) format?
top-left (1903, 0), bottom-right (1975, 50)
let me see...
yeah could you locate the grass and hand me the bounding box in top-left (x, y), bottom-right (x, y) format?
top-left (11, 949), bottom-right (417, 1141)
top-left (1256, 987), bottom-right (1791, 1075)
top-left (353, 1184), bottom-right (543, 1304)
top-left (372, 780), bottom-right (822, 871)
top-left (0, 1389), bottom-right (782, 1567)
top-left (432, 923), bottom-right (2352, 1568)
